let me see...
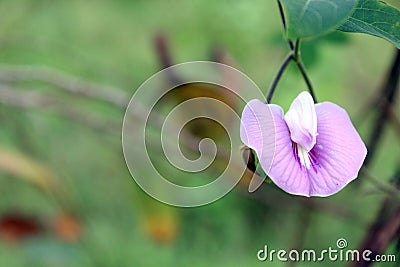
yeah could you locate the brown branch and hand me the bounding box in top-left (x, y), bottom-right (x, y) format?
top-left (364, 49), bottom-right (400, 166)
top-left (153, 34), bottom-right (181, 84)
top-left (154, 33), bottom-right (174, 68)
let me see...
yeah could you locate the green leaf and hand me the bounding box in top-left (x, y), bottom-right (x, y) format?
top-left (280, 0), bottom-right (358, 38)
top-left (337, 0), bottom-right (400, 48)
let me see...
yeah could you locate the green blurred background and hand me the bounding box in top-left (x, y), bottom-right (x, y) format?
top-left (0, 0), bottom-right (399, 266)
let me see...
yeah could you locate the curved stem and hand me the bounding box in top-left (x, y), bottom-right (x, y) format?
top-left (296, 60), bottom-right (317, 101)
top-left (266, 52), bottom-right (294, 103)
top-left (277, 0), bottom-right (294, 50)
top-left (293, 39), bottom-right (318, 102)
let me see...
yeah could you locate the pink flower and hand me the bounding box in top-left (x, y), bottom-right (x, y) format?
top-left (240, 91), bottom-right (367, 197)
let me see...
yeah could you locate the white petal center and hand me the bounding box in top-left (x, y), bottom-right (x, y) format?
top-left (284, 91), bottom-right (318, 152)
top-left (297, 144), bottom-right (311, 169)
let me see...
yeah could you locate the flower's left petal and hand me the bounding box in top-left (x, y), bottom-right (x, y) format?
top-left (307, 102), bottom-right (367, 196)
top-left (240, 99), bottom-right (275, 174)
top-left (267, 104), bottom-right (312, 196)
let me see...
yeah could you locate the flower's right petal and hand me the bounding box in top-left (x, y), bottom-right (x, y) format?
top-left (267, 104), bottom-right (311, 196)
top-left (240, 99), bottom-right (275, 174)
top-left (306, 102), bottom-right (367, 196)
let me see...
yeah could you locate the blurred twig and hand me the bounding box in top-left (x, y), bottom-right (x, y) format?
top-left (0, 83), bottom-right (58, 107)
top-left (364, 49), bottom-right (400, 166)
top-left (154, 34), bottom-right (182, 84)
top-left (362, 168), bottom-right (400, 200)
top-left (0, 84), bottom-right (119, 132)
top-left (155, 34), bottom-right (174, 69)
top-left (0, 65), bottom-right (129, 108)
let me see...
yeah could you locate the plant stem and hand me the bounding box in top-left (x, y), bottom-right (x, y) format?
top-left (293, 38), bottom-right (301, 61)
top-left (277, 0), bottom-right (294, 50)
top-left (297, 61), bottom-right (317, 101)
top-left (293, 39), bottom-right (317, 102)
top-left (266, 52), bottom-right (294, 103)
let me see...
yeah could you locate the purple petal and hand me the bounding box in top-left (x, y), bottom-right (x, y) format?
top-left (267, 105), bottom-right (311, 196)
top-left (307, 102), bottom-right (367, 196)
top-left (240, 99), bottom-right (275, 175)
top-left (267, 101), bottom-right (367, 197)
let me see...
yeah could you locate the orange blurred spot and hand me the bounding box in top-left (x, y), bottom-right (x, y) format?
top-left (143, 214), bottom-right (178, 244)
top-left (53, 213), bottom-right (81, 242)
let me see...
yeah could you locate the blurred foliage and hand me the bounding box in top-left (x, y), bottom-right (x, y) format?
top-left (0, 0), bottom-right (398, 267)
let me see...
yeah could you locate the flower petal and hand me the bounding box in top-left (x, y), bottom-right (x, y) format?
top-left (267, 104), bottom-right (311, 196)
top-left (284, 91), bottom-right (317, 151)
top-left (240, 99), bottom-right (275, 175)
top-left (307, 102), bottom-right (367, 196)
